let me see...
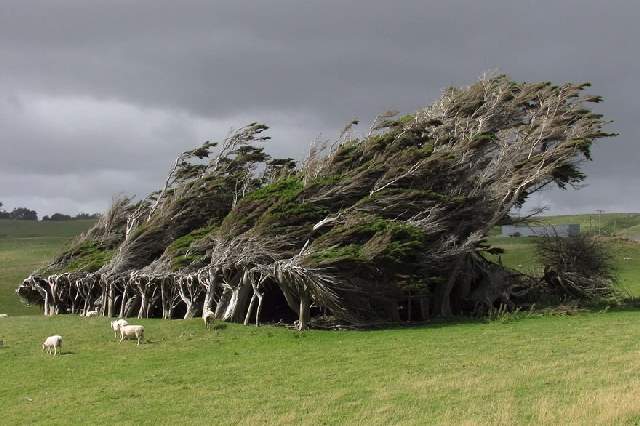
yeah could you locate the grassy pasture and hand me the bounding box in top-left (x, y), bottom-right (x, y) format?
top-left (537, 213), bottom-right (640, 240)
top-left (0, 219), bottom-right (95, 315)
top-left (3, 312), bottom-right (640, 424)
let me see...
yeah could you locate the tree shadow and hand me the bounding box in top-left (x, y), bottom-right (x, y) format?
top-left (361, 317), bottom-right (489, 332)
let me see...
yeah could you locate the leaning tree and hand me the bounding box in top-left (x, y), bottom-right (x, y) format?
top-left (17, 74), bottom-right (614, 328)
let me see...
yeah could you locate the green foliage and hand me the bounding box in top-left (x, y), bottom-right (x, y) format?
top-left (170, 253), bottom-right (205, 271)
top-left (309, 244), bottom-right (364, 264)
top-left (396, 114), bottom-right (415, 125)
top-left (361, 220), bottom-right (427, 264)
top-left (166, 224), bottom-right (217, 271)
top-left (166, 224), bottom-right (217, 255)
top-left (258, 200), bottom-right (328, 230)
top-left (364, 133), bottom-right (395, 155)
top-left (244, 177), bottom-right (303, 201)
top-left (58, 241), bottom-right (114, 273)
top-left (128, 222), bottom-right (149, 242)
top-left (309, 216), bottom-right (427, 269)
top-left (220, 176), bottom-right (312, 237)
top-left (305, 174), bottom-right (345, 188)
top-left (472, 132), bottom-right (497, 146)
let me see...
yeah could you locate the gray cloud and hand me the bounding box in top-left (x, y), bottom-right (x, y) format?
top-left (0, 0), bottom-right (638, 216)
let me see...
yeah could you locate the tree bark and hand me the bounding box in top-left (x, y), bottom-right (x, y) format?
top-left (298, 288), bottom-right (310, 330)
top-left (222, 288), bottom-right (239, 321)
top-left (200, 270), bottom-right (217, 319)
top-left (419, 297), bottom-right (429, 321)
top-left (278, 282), bottom-right (300, 316)
top-left (244, 294), bottom-right (257, 326)
top-left (43, 291), bottom-right (50, 316)
top-left (119, 286), bottom-right (128, 318)
top-left (138, 293), bottom-right (147, 319)
top-left (100, 282), bottom-right (108, 316)
top-left (383, 300), bottom-right (400, 322)
top-left (124, 294), bottom-right (139, 318)
top-left (214, 287), bottom-right (232, 320)
top-left (434, 255), bottom-right (466, 317)
top-left (161, 279), bottom-right (171, 320)
top-left (107, 281), bottom-right (115, 317)
top-left (255, 294), bottom-right (264, 326)
top-left (183, 300), bottom-right (195, 319)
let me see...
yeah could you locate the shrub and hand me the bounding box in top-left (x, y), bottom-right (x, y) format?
top-left (535, 234), bottom-right (616, 300)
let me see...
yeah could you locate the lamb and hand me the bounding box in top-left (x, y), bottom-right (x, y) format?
top-left (203, 310), bottom-right (215, 329)
top-left (42, 335), bottom-right (62, 356)
top-left (84, 310), bottom-right (99, 317)
top-left (0, 314), bottom-right (8, 318)
top-left (110, 319), bottom-right (128, 338)
top-left (119, 324), bottom-right (144, 345)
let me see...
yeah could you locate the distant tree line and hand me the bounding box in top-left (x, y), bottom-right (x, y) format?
top-left (0, 201), bottom-right (100, 221)
top-left (42, 213), bottom-right (101, 221)
top-left (0, 202), bottom-right (38, 221)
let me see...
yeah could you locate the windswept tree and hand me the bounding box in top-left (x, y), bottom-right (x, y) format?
top-left (18, 74), bottom-right (615, 328)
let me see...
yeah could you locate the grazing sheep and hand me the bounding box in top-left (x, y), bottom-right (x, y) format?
top-left (0, 314), bottom-right (8, 318)
top-left (119, 324), bottom-right (144, 345)
top-left (203, 311), bottom-right (215, 329)
top-left (110, 319), bottom-right (128, 338)
top-left (42, 335), bottom-right (62, 356)
top-left (84, 310), bottom-right (99, 317)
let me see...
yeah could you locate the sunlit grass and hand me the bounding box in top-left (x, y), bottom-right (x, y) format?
top-left (0, 220), bottom-right (95, 315)
top-left (2, 313), bottom-right (640, 424)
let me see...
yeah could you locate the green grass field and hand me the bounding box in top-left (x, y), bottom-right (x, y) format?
top-left (0, 219), bottom-right (95, 315)
top-left (534, 213), bottom-right (640, 240)
top-left (4, 312), bottom-right (640, 424)
top-left (2, 216), bottom-right (640, 424)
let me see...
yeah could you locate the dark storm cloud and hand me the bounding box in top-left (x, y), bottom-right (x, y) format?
top-left (0, 0), bottom-right (638, 215)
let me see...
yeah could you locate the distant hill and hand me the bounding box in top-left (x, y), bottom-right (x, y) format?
top-left (532, 213), bottom-right (640, 241)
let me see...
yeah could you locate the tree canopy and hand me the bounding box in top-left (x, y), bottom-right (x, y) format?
top-left (17, 74), bottom-right (615, 328)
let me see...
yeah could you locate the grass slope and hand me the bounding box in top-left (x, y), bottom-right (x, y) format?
top-left (534, 213), bottom-right (640, 240)
top-left (486, 213), bottom-right (640, 295)
top-left (0, 220), bottom-right (95, 315)
top-left (3, 313), bottom-right (640, 424)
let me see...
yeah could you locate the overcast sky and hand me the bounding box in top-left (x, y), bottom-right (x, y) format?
top-left (1, 0), bottom-right (638, 217)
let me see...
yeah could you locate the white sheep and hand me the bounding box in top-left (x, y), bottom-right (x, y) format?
top-left (203, 311), bottom-right (215, 329)
top-left (119, 324), bottom-right (144, 345)
top-left (110, 319), bottom-right (128, 338)
top-left (84, 310), bottom-right (99, 317)
top-left (0, 314), bottom-right (8, 318)
top-left (42, 335), bottom-right (62, 356)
